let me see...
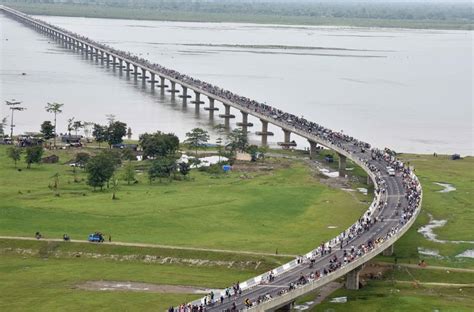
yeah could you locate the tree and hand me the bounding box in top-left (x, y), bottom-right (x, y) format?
top-left (50, 172), bottom-right (60, 196)
top-left (45, 102), bottom-right (63, 147)
top-left (139, 132), bottom-right (179, 159)
top-left (25, 146), bottom-right (43, 169)
top-left (0, 117), bottom-right (7, 139)
top-left (122, 161), bottom-right (136, 185)
top-left (247, 145), bottom-right (259, 162)
top-left (185, 128), bottom-right (210, 156)
top-left (227, 129), bottom-right (248, 153)
top-left (40, 121), bottom-right (55, 140)
top-left (72, 120), bottom-right (83, 136)
top-left (178, 161), bottom-right (190, 178)
top-left (92, 124), bottom-right (107, 147)
top-left (258, 146), bottom-right (269, 162)
top-left (85, 152), bottom-right (117, 190)
top-left (111, 175), bottom-right (119, 200)
top-left (106, 121), bottom-right (127, 147)
top-left (83, 121), bottom-right (93, 140)
top-left (6, 146), bottom-right (22, 168)
top-left (148, 157), bottom-right (176, 183)
top-left (67, 117), bottom-right (74, 136)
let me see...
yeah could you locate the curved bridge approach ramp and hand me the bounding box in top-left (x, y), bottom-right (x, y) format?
top-left (1, 6), bottom-right (423, 312)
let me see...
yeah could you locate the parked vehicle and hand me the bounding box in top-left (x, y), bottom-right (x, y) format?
top-left (88, 233), bottom-right (104, 243)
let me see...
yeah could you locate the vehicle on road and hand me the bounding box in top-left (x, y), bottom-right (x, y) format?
top-left (88, 233), bottom-right (104, 243)
top-left (387, 168), bottom-right (396, 176)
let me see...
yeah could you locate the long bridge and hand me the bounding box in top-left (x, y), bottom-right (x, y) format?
top-left (1, 6), bottom-right (422, 312)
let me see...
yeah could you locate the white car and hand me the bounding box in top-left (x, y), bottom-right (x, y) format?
top-left (387, 168), bottom-right (396, 176)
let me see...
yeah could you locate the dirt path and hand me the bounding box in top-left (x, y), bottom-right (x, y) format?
top-left (0, 236), bottom-right (296, 258)
top-left (394, 281), bottom-right (474, 288)
top-left (376, 262), bottom-right (474, 273)
top-left (76, 281), bottom-right (221, 294)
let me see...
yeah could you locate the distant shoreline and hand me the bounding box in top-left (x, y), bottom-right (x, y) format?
top-left (2, 2), bottom-right (472, 31)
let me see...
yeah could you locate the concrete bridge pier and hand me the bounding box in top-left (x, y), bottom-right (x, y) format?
top-left (158, 76), bottom-right (168, 89)
top-left (141, 68), bottom-right (147, 84)
top-left (112, 56), bottom-right (117, 69)
top-left (283, 129), bottom-right (291, 143)
top-left (338, 154), bottom-right (347, 177)
top-left (219, 104), bottom-right (235, 128)
top-left (273, 301), bottom-right (295, 312)
top-left (382, 244), bottom-right (394, 256)
top-left (256, 119), bottom-right (273, 146)
top-left (191, 91), bottom-right (204, 105)
top-left (100, 51), bottom-right (104, 64)
top-left (118, 59), bottom-right (123, 72)
top-left (237, 111), bottom-right (253, 134)
top-left (346, 264), bottom-right (364, 290)
top-left (204, 97), bottom-right (219, 118)
top-left (149, 72), bottom-right (156, 89)
top-left (125, 62), bottom-right (130, 76)
top-left (308, 140), bottom-right (319, 160)
top-left (179, 86), bottom-right (191, 104)
top-left (133, 65), bottom-right (138, 80)
top-left (167, 81), bottom-right (180, 97)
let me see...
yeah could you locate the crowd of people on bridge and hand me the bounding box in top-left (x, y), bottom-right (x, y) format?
top-left (10, 10), bottom-right (423, 312)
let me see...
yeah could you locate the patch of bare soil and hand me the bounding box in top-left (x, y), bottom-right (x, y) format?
top-left (360, 262), bottom-right (393, 281)
top-left (75, 281), bottom-right (217, 294)
top-left (231, 160), bottom-right (289, 173)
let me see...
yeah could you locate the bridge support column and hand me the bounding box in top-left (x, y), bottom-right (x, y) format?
top-left (219, 104), bottom-right (235, 128)
top-left (112, 56), bottom-right (116, 68)
top-left (346, 264), bottom-right (364, 290)
top-left (203, 97), bottom-right (219, 118)
top-left (118, 59), bottom-right (123, 72)
top-left (159, 76), bottom-right (168, 89)
top-left (141, 68), bottom-right (147, 84)
top-left (149, 73), bottom-right (155, 89)
top-left (338, 154), bottom-right (347, 177)
top-left (274, 301), bottom-right (295, 312)
top-left (179, 86), bottom-right (190, 104)
top-left (308, 140), bottom-right (319, 160)
top-left (283, 129), bottom-right (291, 143)
top-left (167, 81), bottom-right (179, 97)
top-left (382, 244), bottom-right (394, 256)
top-left (100, 51), bottom-right (104, 64)
top-left (256, 119), bottom-right (273, 146)
top-left (133, 65), bottom-right (138, 80)
top-left (192, 91), bottom-right (204, 107)
top-left (125, 62), bottom-right (130, 76)
top-left (236, 111), bottom-right (253, 133)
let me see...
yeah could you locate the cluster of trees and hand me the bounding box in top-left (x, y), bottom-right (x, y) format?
top-left (92, 121), bottom-right (128, 147)
top-left (8, 0), bottom-right (472, 22)
top-left (6, 145), bottom-right (44, 168)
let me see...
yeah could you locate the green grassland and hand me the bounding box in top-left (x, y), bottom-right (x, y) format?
top-left (383, 154), bottom-right (474, 268)
top-left (0, 145), bottom-right (368, 255)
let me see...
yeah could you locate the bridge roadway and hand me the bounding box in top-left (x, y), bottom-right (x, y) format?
top-left (1, 6), bottom-right (422, 312)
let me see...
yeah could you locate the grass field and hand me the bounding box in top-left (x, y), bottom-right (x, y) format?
top-left (0, 145), bottom-right (368, 255)
top-left (381, 154), bottom-right (474, 268)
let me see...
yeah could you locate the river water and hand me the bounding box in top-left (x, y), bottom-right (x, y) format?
top-left (1, 14), bottom-right (472, 155)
